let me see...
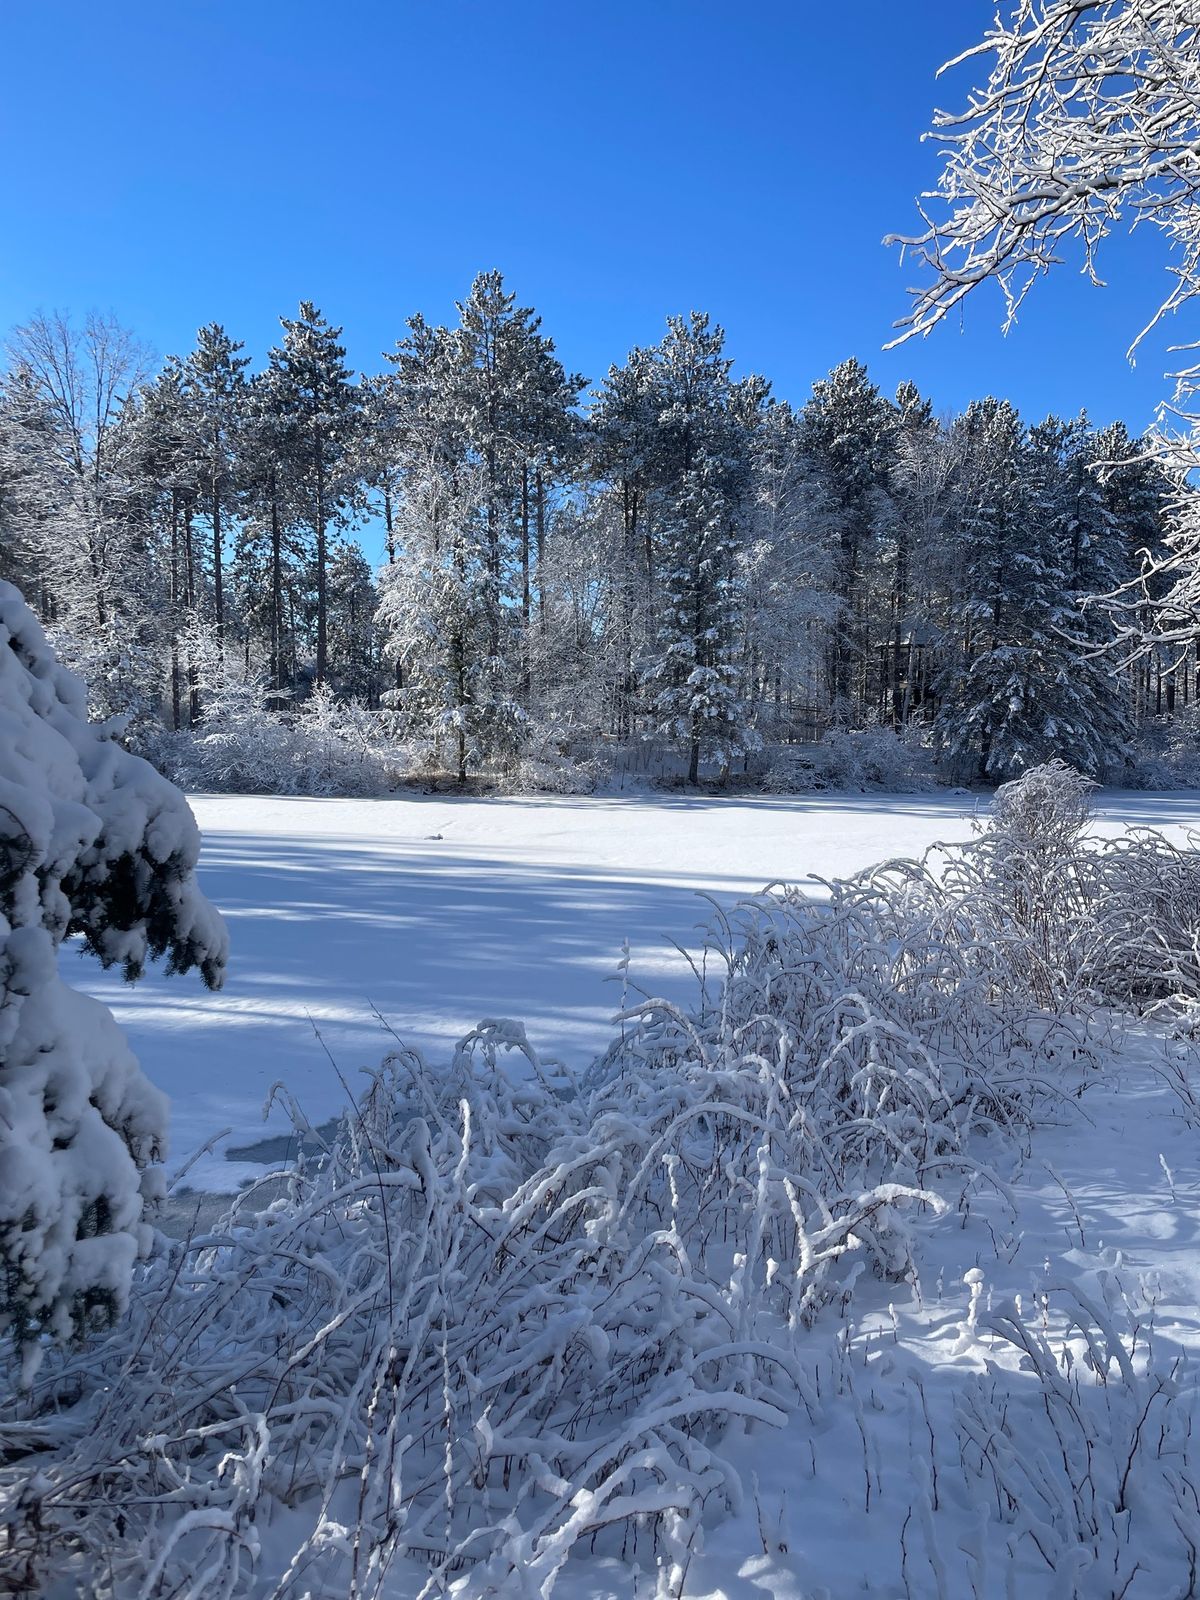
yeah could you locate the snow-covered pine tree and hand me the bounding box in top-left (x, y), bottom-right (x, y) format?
top-left (447, 271), bottom-right (584, 690)
top-left (740, 398), bottom-right (836, 740)
top-left (269, 303), bottom-right (361, 687)
top-left (326, 539), bottom-right (379, 701)
top-left (377, 463), bottom-right (522, 783)
top-left (887, 381), bottom-right (954, 728)
top-left (798, 359), bottom-right (896, 722)
top-left (237, 363), bottom-right (310, 696)
top-left (1091, 420), bottom-right (1178, 725)
top-left (649, 451), bottom-right (749, 782)
top-left (180, 324), bottom-right (250, 649)
top-left (0, 365), bottom-right (63, 601)
top-left (1027, 413), bottom-right (1133, 770)
top-left (643, 314), bottom-right (764, 783)
top-left (0, 582), bottom-right (226, 1369)
top-left (589, 346), bottom-right (666, 740)
top-left (935, 397), bottom-right (1116, 779)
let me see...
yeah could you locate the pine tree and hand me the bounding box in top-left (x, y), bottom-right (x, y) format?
top-left (741, 398), bottom-right (835, 739)
top-left (448, 272), bottom-right (584, 685)
top-left (239, 366), bottom-right (308, 696)
top-left (933, 398), bottom-right (1119, 778)
top-left (269, 303), bottom-right (360, 686)
top-left (327, 539), bottom-right (379, 701)
top-left (377, 463), bottom-right (521, 782)
top-left (1028, 413), bottom-right (1132, 766)
top-left (590, 347), bottom-right (665, 738)
top-left (642, 313), bottom-right (764, 783)
top-left (799, 359), bottom-right (896, 721)
top-left (0, 582), bottom-right (226, 1364)
top-left (180, 324), bottom-right (250, 650)
top-left (0, 366), bottom-right (62, 601)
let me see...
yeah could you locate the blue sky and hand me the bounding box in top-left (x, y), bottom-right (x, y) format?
top-left (1, 0), bottom-right (1182, 559)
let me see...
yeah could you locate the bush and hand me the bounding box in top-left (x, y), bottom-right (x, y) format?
top-left (763, 725), bottom-right (939, 793)
top-left (1128, 705), bottom-right (1200, 789)
top-left (149, 681), bottom-right (401, 798)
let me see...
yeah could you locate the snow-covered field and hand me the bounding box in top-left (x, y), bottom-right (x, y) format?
top-left (68, 788), bottom-right (1200, 1193)
top-left (36, 785), bottom-right (1200, 1597)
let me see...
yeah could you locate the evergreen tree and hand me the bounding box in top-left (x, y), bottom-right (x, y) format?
top-left (642, 313), bottom-right (764, 782)
top-left (180, 324), bottom-right (250, 649)
top-left (799, 359), bottom-right (896, 721)
top-left (933, 399), bottom-right (1123, 778)
top-left (0, 582), bottom-right (226, 1358)
top-left (269, 303), bottom-right (360, 685)
top-left (741, 398), bottom-right (835, 739)
top-left (377, 463), bottom-right (521, 783)
top-left (590, 347), bottom-right (665, 738)
top-left (448, 271), bottom-right (584, 683)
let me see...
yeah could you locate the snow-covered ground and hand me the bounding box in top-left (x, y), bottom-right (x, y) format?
top-left (39, 785), bottom-right (1200, 1596)
top-left (66, 788), bottom-right (1200, 1192)
top-left (590, 1045), bottom-right (1200, 1600)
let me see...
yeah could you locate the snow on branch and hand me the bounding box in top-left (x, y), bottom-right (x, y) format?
top-left (0, 580), bottom-right (227, 1363)
top-left (888, 0), bottom-right (1200, 355)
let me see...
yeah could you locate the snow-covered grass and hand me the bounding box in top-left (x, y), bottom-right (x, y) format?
top-left (63, 786), bottom-right (1200, 1195)
top-left (7, 770), bottom-right (1200, 1598)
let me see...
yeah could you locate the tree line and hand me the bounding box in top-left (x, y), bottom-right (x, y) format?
top-left (0, 272), bottom-right (1183, 785)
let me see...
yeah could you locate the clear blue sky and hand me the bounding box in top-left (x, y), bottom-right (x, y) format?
top-left (1, 0), bottom-right (1180, 560)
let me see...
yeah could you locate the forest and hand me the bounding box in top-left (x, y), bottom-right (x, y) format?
top-left (1, 273), bottom-right (1189, 795)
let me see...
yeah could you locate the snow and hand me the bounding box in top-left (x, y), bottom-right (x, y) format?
top-left (668, 1045), bottom-right (1200, 1599)
top-left (67, 787), bottom-right (1200, 1195)
top-left (0, 580), bottom-right (225, 1348)
top-left (14, 776), bottom-right (1200, 1596)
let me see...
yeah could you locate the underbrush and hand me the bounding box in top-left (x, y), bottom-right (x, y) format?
top-left (1128, 704), bottom-right (1200, 791)
top-left (149, 686), bottom-right (405, 798)
top-left (3, 763), bottom-right (1200, 1597)
top-left (762, 725), bottom-right (940, 794)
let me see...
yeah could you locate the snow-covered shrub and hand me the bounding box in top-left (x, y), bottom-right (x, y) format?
top-left (1128, 705), bottom-right (1200, 789)
top-left (503, 724), bottom-right (613, 794)
top-left (5, 760), bottom-right (1200, 1595)
top-left (763, 725), bottom-right (938, 793)
top-left (158, 678), bottom-right (399, 798)
top-left (955, 760), bottom-right (1200, 1010)
top-left (950, 1278), bottom-right (1200, 1597)
top-left (506, 751), bottom-right (606, 793)
top-left (0, 581), bottom-right (226, 1361)
top-left (0, 793), bottom-right (1135, 1595)
top-left (169, 675), bottom-right (298, 793)
top-left (287, 684), bottom-right (397, 796)
top-left (0, 1004), bottom-right (949, 1597)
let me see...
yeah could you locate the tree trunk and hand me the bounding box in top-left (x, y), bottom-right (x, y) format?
top-left (184, 495), bottom-right (199, 727)
top-left (270, 469), bottom-right (283, 693)
top-left (520, 462), bottom-right (531, 701)
top-left (170, 487), bottom-right (181, 732)
top-left (212, 459), bottom-right (224, 654)
top-left (535, 469), bottom-right (546, 631)
top-left (315, 433), bottom-right (327, 686)
top-left (891, 517), bottom-right (909, 727)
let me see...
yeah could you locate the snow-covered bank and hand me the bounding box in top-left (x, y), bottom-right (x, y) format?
top-left (66, 788), bottom-right (1200, 1192)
